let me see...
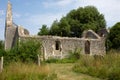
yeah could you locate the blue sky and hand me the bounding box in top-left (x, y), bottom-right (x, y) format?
top-left (0, 0), bottom-right (120, 40)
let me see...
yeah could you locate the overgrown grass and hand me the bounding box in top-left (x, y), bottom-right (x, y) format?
top-left (0, 62), bottom-right (57, 80)
top-left (73, 50), bottom-right (120, 80)
top-left (45, 58), bottom-right (77, 63)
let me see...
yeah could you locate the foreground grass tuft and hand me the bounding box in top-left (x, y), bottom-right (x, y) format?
top-left (0, 62), bottom-right (57, 80)
top-left (73, 51), bottom-right (120, 80)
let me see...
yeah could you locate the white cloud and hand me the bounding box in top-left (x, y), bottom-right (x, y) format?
top-left (24, 13), bottom-right (62, 27)
top-left (16, 13), bottom-right (63, 35)
top-left (74, 0), bottom-right (120, 27)
top-left (42, 0), bottom-right (120, 27)
top-left (43, 0), bottom-right (75, 8)
top-left (12, 0), bottom-right (120, 36)
top-left (20, 0), bottom-right (120, 35)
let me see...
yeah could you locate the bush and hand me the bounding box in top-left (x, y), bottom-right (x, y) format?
top-left (4, 40), bottom-right (42, 65)
top-left (0, 49), bottom-right (6, 57)
top-left (0, 40), bottom-right (5, 57)
top-left (73, 52), bottom-right (120, 80)
top-left (69, 48), bottom-right (81, 60)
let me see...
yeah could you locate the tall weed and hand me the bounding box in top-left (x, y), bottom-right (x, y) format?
top-left (73, 51), bottom-right (120, 80)
top-left (0, 62), bottom-right (57, 80)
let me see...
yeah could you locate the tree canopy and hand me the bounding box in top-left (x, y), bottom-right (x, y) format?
top-left (38, 25), bottom-right (49, 36)
top-left (38, 6), bottom-right (106, 37)
top-left (49, 20), bottom-right (60, 36)
top-left (107, 22), bottom-right (120, 50)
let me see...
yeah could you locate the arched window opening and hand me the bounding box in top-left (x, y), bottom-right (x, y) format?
top-left (55, 40), bottom-right (60, 50)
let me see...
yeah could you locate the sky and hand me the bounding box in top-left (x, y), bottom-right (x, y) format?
top-left (0, 0), bottom-right (120, 40)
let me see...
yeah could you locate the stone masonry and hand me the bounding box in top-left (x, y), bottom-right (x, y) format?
top-left (4, 1), bottom-right (106, 60)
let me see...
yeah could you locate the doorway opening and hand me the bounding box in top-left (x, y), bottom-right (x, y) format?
top-left (85, 40), bottom-right (90, 54)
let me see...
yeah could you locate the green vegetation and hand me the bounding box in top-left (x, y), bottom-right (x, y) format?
top-left (0, 40), bottom-right (5, 57)
top-left (2, 5), bottom-right (120, 80)
top-left (73, 50), bottom-right (120, 80)
top-left (46, 48), bottom-right (81, 63)
top-left (1, 39), bottom-right (120, 80)
top-left (107, 22), bottom-right (120, 50)
top-left (0, 40), bottom-right (4, 50)
top-left (48, 63), bottom-right (100, 80)
top-left (4, 40), bottom-right (42, 65)
top-left (0, 62), bottom-right (57, 80)
top-left (46, 58), bottom-right (76, 63)
top-left (38, 25), bottom-right (49, 36)
top-left (38, 6), bottom-right (106, 37)
top-left (0, 40), bottom-right (57, 80)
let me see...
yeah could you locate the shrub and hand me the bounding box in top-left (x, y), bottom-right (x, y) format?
top-left (69, 48), bottom-right (81, 60)
top-left (4, 40), bottom-right (42, 65)
top-left (73, 52), bottom-right (120, 80)
top-left (0, 40), bottom-right (5, 57)
top-left (108, 68), bottom-right (120, 80)
top-left (0, 49), bottom-right (6, 57)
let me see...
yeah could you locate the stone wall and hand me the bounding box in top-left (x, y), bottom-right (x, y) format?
top-left (5, 27), bottom-right (18, 50)
top-left (89, 38), bottom-right (106, 56)
top-left (19, 35), bottom-right (106, 59)
top-left (4, 24), bottom-right (106, 59)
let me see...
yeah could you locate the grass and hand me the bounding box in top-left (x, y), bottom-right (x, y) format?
top-left (1, 50), bottom-right (120, 80)
top-left (73, 50), bottom-right (120, 80)
top-left (0, 62), bottom-right (100, 80)
top-left (49, 63), bottom-right (100, 80)
top-left (45, 58), bottom-right (77, 63)
top-left (0, 62), bottom-right (57, 80)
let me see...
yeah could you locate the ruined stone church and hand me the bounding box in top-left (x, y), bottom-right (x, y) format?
top-left (5, 1), bottom-right (107, 59)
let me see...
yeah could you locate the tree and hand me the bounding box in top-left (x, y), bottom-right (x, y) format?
top-left (49, 20), bottom-right (60, 36)
top-left (58, 17), bottom-right (70, 36)
top-left (67, 6), bottom-right (106, 37)
top-left (49, 6), bottom-right (106, 37)
top-left (107, 22), bottom-right (120, 50)
top-left (38, 25), bottom-right (49, 35)
top-left (50, 18), bottom-right (70, 37)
